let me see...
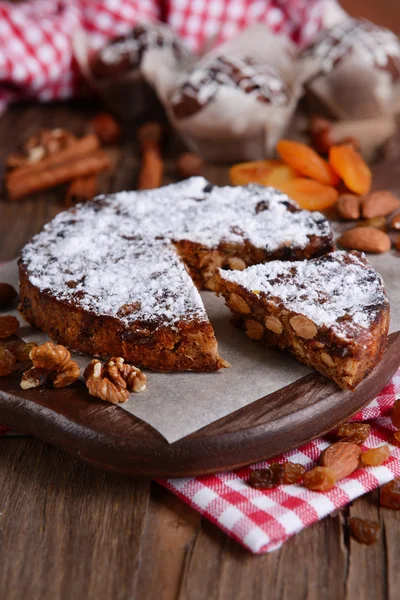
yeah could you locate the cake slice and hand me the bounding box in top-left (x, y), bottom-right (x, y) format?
top-left (215, 251), bottom-right (389, 390)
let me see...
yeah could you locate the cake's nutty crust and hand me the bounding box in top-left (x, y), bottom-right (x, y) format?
top-left (215, 251), bottom-right (389, 390)
top-left (18, 177), bottom-right (335, 372)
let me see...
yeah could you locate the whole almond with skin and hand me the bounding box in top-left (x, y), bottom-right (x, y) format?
top-left (361, 190), bottom-right (400, 219)
top-left (337, 194), bottom-right (361, 220)
top-left (338, 227), bottom-right (391, 253)
top-left (319, 442), bottom-right (361, 481)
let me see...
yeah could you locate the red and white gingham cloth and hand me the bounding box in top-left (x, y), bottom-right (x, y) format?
top-left (0, 0), bottom-right (324, 115)
top-left (3, 366), bottom-right (399, 553)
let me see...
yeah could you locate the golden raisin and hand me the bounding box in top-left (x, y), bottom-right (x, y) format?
top-left (0, 315), bottom-right (19, 339)
top-left (380, 478), bottom-right (400, 509)
top-left (391, 399), bottom-right (400, 428)
top-left (349, 518), bottom-right (380, 545)
top-left (0, 346), bottom-right (16, 376)
top-left (303, 466), bottom-right (336, 492)
top-left (360, 445), bottom-right (390, 467)
top-left (336, 422), bottom-right (371, 445)
top-left (6, 340), bottom-right (38, 362)
top-left (393, 431), bottom-right (400, 445)
top-left (0, 283), bottom-right (17, 309)
top-left (248, 462), bottom-right (305, 489)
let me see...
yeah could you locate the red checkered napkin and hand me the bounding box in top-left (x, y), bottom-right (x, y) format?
top-left (159, 369), bottom-right (400, 554)
top-left (0, 0), bottom-right (324, 114)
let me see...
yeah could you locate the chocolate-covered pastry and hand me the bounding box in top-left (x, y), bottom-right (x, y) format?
top-left (299, 18), bottom-right (400, 120)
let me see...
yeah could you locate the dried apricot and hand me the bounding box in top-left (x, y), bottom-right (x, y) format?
top-left (303, 466), bottom-right (336, 492)
top-left (0, 283), bottom-right (17, 309)
top-left (329, 144), bottom-right (371, 195)
top-left (0, 346), bottom-right (16, 376)
top-left (336, 423), bottom-right (370, 445)
top-left (279, 178), bottom-right (338, 211)
top-left (361, 445), bottom-right (390, 467)
top-left (229, 160), bottom-right (297, 188)
top-left (349, 518), bottom-right (380, 545)
top-left (0, 315), bottom-right (19, 339)
top-left (380, 478), bottom-right (400, 509)
top-left (391, 399), bottom-right (400, 428)
top-left (277, 139), bottom-right (338, 186)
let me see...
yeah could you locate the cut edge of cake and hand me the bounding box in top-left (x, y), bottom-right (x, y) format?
top-left (215, 250), bottom-right (390, 390)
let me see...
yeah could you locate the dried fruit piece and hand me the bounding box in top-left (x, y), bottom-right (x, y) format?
top-left (329, 144), bottom-right (371, 195)
top-left (356, 216), bottom-right (387, 231)
top-left (5, 340), bottom-right (38, 362)
top-left (349, 518), bottom-right (380, 545)
top-left (0, 346), bottom-right (16, 376)
top-left (338, 227), bottom-right (391, 253)
top-left (303, 466), bottom-right (336, 492)
top-left (361, 445), bottom-right (390, 466)
top-left (0, 315), bottom-right (19, 339)
top-left (319, 442), bottom-right (361, 480)
top-left (390, 399), bottom-right (400, 428)
top-left (337, 194), bottom-right (361, 220)
top-left (229, 159), bottom-right (297, 187)
top-left (380, 478), bottom-right (400, 509)
top-left (277, 140), bottom-right (338, 186)
top-left (0, 283), bottom-right (17, 309)
top-left (361, 190), bottom-right (400, 219)
top-left (91, 112), bottom-right (121, 145)
top-left (393, 431), bottom-right (400, 444)
top-left (336, 422), bottom-right (370, 445)
top-left (279, 178), bottom-right (338, 211)
top-left (248, 462), bottom-right (305, 489)
top-left (176, 152), bottom-right (204, 179)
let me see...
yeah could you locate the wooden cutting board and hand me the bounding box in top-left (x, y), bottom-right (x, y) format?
top-left (0, 332), bottom-right (399, 478)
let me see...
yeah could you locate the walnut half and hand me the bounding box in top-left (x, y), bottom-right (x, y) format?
top-left (20, 341), bottom-right (80, 389)
top-left (84, 357), bottom-right (147, 404)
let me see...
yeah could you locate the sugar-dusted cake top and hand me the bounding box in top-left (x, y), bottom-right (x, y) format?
top-left (218, 250), bottom-right (388, 340)
top-left (301, 18), bottom-right (400, 79)
top-left (20, 177), bottom-right (333, 326)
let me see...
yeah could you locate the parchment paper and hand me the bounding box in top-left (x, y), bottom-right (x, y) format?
top-left (1, 253), bottom-right (399, 444)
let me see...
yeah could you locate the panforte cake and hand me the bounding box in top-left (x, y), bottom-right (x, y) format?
top-left (215, 251), bottom-right (389, 390)
top-left (19, 177), bottom-right (334, 372)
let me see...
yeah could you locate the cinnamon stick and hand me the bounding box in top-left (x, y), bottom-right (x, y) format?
top-left (65, 175), bottom-right (98, 208)
top-left (137, 123), bottom-right (163, 190)
top-left (7, 134), bottom-right (100, 181)
top-left (7, 150), bottom-right (109, 201)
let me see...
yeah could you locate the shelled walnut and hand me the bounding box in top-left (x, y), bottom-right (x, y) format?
top-left (84, 357), bottom-right (147, 404)
top-left (20, 341), bottom-right (80, 389)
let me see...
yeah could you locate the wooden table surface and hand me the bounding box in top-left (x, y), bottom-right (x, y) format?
top-left (1, 96), bottom-right (400, 600)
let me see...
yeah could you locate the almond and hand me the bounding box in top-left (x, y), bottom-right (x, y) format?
top-left (361, 190), bottom-right (400, 219)
top-left (356, 216), bottom-right (387, 231)
top-left (229, 293), bottom-right (251, 315)
top-left (227, 257), bottom-right (247, 271)
top-left (290, 315), bottom-right (317, 339)
top-left (245, 319), bottom-right (264, 340)
top-left (338, 227), bottom-right (391, 253)
top-left (390, 213), bottom-right (400, 230)
top-left (337, 194), bottom-right (361, 220)
top-left (265, 315), bottom-right (283, 335)
top-left (319, 442), bottom-right (361, 481)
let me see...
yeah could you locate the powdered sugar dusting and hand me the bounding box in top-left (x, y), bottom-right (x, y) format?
top-left (219, 251), bottom-right (388, 340)
top-left (21, 177), bottom-right (333, 328)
